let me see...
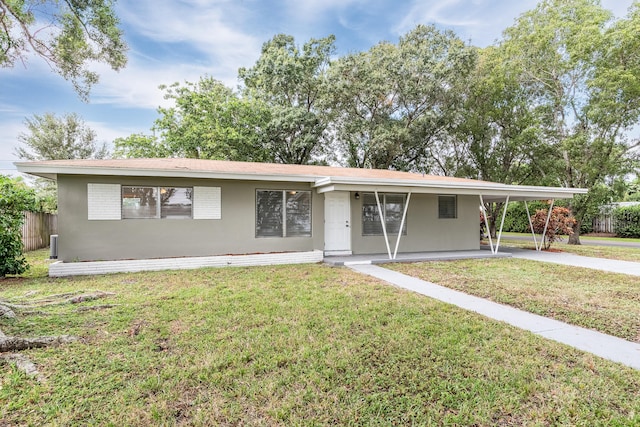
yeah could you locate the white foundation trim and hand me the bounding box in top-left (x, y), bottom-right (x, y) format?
top-left (49, 250), bottom-right (324, 277)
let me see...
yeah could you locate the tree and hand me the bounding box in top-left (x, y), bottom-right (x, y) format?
top-left (239, 34), bottom-right (335, 164)
top-left (325, 25), bottom-right (475, 171)
top-left (529, 206), bottom-right (576, 250)
top-left (448, 46), bottom-right (554, 237)
top-left (0, 0), bottom-right (127, 99)
top-left (113, 133), bottom-right (168, 159)
top-left (500, 0), bottom-right (640, 244)
top-left (15, 112), bottom-right (108, 213)
top-left (0, 175), bottom-right (36, 278)
top-left (151, 77), bottom-right (272, 162)
top-left (16, 112), bottom-right (108, 160)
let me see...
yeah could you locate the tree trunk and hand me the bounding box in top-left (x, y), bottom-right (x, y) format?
top-left (568, 220), bottom-right (581, 245)
top-left (0, 335), bottom-right (78, 352)
top-left (487, 202), bottom-right (503, 239)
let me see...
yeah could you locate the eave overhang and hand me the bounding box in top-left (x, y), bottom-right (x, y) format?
top-left (13, 163), bottom-right (319, 183)
top-left (312, 177), bottom-right (587, 201)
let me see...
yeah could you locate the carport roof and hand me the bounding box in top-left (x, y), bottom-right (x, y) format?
top-left (15, 158), bottom-right (586, 201)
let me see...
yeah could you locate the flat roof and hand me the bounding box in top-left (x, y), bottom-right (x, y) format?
top-left (15, 158), bottom-right (587, 201)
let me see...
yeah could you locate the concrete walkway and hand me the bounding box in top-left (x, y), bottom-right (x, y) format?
top-left (506, 246), bottom-right (640, 276)
top-left (349, 264), bottom-right (640, 370)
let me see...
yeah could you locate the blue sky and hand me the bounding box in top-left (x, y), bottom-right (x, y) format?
top-left (0, 0), bottom-right (635, 175)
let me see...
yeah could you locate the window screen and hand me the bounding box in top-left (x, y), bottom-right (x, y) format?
top-left (438, 195), bottom-right (457, 219)
top-left (122, 186), bottom-right (193, 219)
top-left (256, 190), bottom-right (311, 237)
top-left (362, 193), bottom-right (407, 236)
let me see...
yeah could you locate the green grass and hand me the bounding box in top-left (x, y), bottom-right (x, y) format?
top-left (390, 258), bottom-right (640, 342)
top-left (1, 251), bottom-right (640, 425)
top-left (493, 236), bottom-right (640, 262)
top-left (501, 232), bottom-right (640, 244)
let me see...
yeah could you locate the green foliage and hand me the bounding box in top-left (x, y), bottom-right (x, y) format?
top-left (0, 0), bottom-right (127, 99)
top-left (0, 175), bottom-right (37, 277)
top-left (239, 34), bottom-right (336, 164)
top-left (113, 133), bottom-right (168, 159)
top-left (501, 201), bottom-right (548, 233)
top-left (499, 0), bottom-right (639, 242)
top-left (326, 25), bottom-right (476, 170)
top-left (15, 112), bottom-right (108, 213)
top-left (614, 205), bottom-right (640, 238)
top-left (16, 112), bottom-right (108, 160)
top-left (153, 77), bottom-right (273, 161)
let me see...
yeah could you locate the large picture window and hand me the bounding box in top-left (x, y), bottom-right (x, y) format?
top-left (122, 186), bottom-right (192, 219)
top-left (362, 193), bottom-right (407, 236)
top-left (438, 195), bottom-right (457, 219)
top-left (256, 190), bottom-right (311, 237)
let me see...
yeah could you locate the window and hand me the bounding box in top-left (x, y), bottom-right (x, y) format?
top-left (160, 187), bottom-right (193, 219)
top-left (256, 190), bottom-right (311, 237)
top-left (362, 193), bottom-right (407, 236)
top-left (438, 195), bottom-right (457, 219)
top-left (122, 186), bottom-right (192, 219)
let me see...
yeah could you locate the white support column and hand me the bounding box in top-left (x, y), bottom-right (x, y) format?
top-left (479, 195), bottom-right (494, 254)
top-left (375, 191), bottom-right (392, 260)
top-left (393, 192), bottom-right (412, 260)
top-left (524, 201), bottom-right (540, 251)
top-left (494, 195), bottom-right (510, 254)
top-left (540, 199), bottom-right (555, 251)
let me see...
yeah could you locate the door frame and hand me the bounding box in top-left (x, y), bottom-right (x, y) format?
top-left (324, 191), bottom-right (352, 256)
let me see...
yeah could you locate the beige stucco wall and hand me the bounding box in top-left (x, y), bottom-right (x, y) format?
top-left (349, 193), bottom-right (480, 254)
top-left (57, 175), bottom-right (324, 262)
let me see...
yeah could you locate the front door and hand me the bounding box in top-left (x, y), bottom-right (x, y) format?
top-left (324, 192), bottom-right (352, 255)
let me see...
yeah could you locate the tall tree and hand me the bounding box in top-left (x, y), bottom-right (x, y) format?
top-left (16, 112), bottom-right (108, 160)
top-left (239, 34), bottom-right (335, 164)
top-left (16, 112), bottom-right (107, 213)
top-left (325, 25), bottom-right (475, 171)
top-left (0, 0), bottom-right (127, 98)
top-left (500, 0), bottom-right (640, 244)
top-left (449, 46), bottom-right (553, 237)
top-left (150, 77), bottom-right (272, 162)
top-left (113, 133), bottom-right (168, 159)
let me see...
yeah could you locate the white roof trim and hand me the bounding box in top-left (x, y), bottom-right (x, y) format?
top-left (14, 163), bottom-right (318, 183)
top-left (313, 177), bottom-right (587, 200)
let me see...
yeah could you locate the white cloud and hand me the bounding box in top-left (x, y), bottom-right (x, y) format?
top-left (117, 0), bottom-right (261, 62)
top-left (393, 0), bottom-right (538, 46)
top-left (81, 0), bottom-right (264, 110)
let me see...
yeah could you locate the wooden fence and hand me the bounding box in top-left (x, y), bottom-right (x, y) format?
top-left (591, 214), bottom-right (617, 233)
top-left (21, 212), bottom-right (58, 252)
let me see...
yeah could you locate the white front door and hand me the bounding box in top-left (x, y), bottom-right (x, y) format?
top-left (324, 192), bottom-right (352, 255)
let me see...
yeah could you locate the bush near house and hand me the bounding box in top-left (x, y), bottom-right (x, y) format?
top-left (0, 176), bottom-right (37, 277)
top-left (529, 206), bottom-right (576, 250)
top-left (500, 201), bottom-right (594, 235)
top-left (500, 201), bottom-right (547, 233)
top-left (614, 205), bottom-right (640, 238)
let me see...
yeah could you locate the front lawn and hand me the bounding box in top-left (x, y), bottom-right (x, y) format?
top-left (496, 233), bottom-right (640, 262)
top-left (390, 258), bottom-right (640, 342)
top-left (1, 254), bottom-right (640, 425)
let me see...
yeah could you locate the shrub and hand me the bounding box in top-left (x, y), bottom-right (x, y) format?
top-left (529, 206), bottom-right (576, 250)
top-left (614, 205), bottom-right (640, 238)
top-left (0, 176), bottom-right (37, 277)
top-left (501, 201), bottom-right (547, 233)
